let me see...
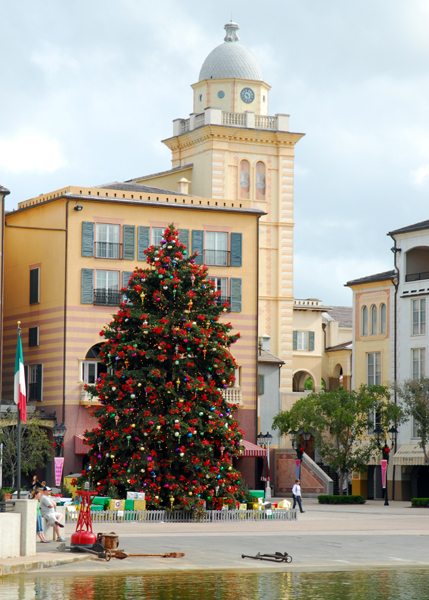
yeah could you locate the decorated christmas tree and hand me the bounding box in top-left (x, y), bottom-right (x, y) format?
top-left (83, 224), bottom-right (245, 510)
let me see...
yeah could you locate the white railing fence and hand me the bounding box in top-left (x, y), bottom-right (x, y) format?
top-left (66, 508), bottom-right (296, 523)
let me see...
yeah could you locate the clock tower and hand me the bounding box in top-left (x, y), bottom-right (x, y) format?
top-left (161, 22), bottom-right (305, 395)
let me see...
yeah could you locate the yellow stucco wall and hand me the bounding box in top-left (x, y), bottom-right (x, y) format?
top-left (349, 282), bottom-right (393, 389)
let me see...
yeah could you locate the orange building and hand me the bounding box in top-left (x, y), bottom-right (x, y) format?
top-left (2, 185), bottom-right (262, 485)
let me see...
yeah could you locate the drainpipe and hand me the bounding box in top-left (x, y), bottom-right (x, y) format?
top-left (0, 186), bottom-right (10, 402)
top-left (388, 232), bottom-right (400, 501)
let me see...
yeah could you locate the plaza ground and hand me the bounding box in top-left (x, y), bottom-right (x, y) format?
top-left (1, 499), bottom-right (428, 576)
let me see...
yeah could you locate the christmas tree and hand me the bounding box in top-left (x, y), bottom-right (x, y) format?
top-left (83, 224), bottom-right (245, 510)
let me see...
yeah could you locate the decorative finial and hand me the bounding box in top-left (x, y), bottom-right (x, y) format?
top-left (17, 321), bottom-right (21, 328)
top-left (224, 21), bottom-right (239, 43)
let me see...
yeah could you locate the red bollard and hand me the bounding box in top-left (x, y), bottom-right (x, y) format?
top-left (71, 490), bottom-right (97, 547)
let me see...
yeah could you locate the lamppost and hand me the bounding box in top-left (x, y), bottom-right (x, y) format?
top-left (52, 422), bottom-right (67, 490)
top-left (52, 422), bottom-right (67, 457)
top-left (373, 424), bottom-right (398, 506)
top-left (257, 431), bottom-right (273, 500)
top-left (289, 429), bottom-right (311, 480)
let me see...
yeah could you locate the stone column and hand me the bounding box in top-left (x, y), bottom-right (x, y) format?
top-left (14, 499), bottom-right (37, 556)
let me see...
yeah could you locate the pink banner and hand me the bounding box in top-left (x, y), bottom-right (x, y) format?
top-left (295, 459), bottom-right (301, 479)
top-left (54, 457), bottom-right (65, 486)
top-left (381, 459), bottom-right (388, 489)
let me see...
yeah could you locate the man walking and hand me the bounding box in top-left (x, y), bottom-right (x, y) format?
top-left (292, 478), bottom-right (305, 513)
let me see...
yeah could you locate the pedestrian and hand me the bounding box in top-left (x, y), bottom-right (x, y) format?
top-left (31, 475), bottom-right (43, 491)
top-left (39, 486), bottom-right (66, 542)
top-left (31, 489), bottom-right (49, 543)
top-left (292, 478), bottom-right (305, 513)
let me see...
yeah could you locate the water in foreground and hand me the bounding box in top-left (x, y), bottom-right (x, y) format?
top-left (2, 570), bottom-right (429, 600)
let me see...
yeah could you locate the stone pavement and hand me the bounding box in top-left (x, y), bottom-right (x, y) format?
top-left (2, 499), bottom-right (429, 576)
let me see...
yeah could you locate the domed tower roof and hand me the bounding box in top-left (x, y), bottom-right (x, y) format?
top-left (198, 22), bottom-right (263, 82)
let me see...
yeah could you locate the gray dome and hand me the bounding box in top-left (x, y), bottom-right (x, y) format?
top-left (199, 22), bottom-right (263, 82)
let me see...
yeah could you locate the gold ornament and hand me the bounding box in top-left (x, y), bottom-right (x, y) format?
top-left (140, 291), bottom-right (145, 302)
top-left (176, 378), bottom-right (181, 390)
top-left (203, 349), bottom-right (207, 358)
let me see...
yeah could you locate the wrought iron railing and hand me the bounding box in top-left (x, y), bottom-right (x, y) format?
top-left (204, 250), bottom-right (230, 267)
top-left (93, 289), bottom-right (122, 306)
top-left (214, 295), bottom-right (231, 311)
top-left (405, 271), bottom-right (429, 282)
top-left (94, 242), bottom-right (122, 259)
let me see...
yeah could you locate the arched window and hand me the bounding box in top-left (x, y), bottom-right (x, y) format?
top-left (239, 160), bottom-right (250, 199)
top-left (380, 303), bottom-right (387, 334)
top-left (255, 161), bottom-right (266, 200)
top-left (362, 306), bottom-right (368, 336)
top-left (370, 305), bottom-right (377, 335)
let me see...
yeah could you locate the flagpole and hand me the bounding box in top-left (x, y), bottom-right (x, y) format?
top-left (16, 321), bottom-right (21, 499)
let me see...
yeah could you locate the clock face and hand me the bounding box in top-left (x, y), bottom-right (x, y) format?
top-left (241, 87), bottom-right (255, 104)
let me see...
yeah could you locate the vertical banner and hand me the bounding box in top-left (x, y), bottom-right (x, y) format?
top-left (54, 457), bottom-right (65, 486)
top-left (295, 460), bottom-right (301, 479)
top-left (381, 459), bottom-right (388, 489)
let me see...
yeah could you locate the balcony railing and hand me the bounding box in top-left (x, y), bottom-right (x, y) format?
top-left (405, 271), bottom-right (429, 282)
top-left (80, 386), bottom-right (100, 406)
top-left (204, 250), bottom-right (230, 267)
top-left (95, 241), bottom-right (122, 259)
top-left (222, 387), bottom-right (242, 405)
top-left (94, 288), bottom-right (122, 306)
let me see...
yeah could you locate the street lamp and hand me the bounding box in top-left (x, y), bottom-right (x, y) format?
top-left (373, 425), bottom-right (398, 506)
top-left (52, 422), bottom-right (67, 457)
top-left (257, 431), bottom-right (273, 500)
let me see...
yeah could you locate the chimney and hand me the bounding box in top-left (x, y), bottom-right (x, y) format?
top-left (260, 334), bottom-right (270, 352)
top-left (177, 178), bottom-right (190, 194)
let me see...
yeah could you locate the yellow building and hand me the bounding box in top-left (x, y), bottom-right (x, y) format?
top-left (136, 21), bottom-right (305, 394)
top-left (2, 185), bottom-right (262, 484)
top-left (346, 270), bottom-right (395, 498)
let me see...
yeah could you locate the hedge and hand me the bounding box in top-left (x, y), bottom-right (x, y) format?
top-left (318, 495), bottom-right (366, 504)
top-left (411, 498), bottom-right (429, 507)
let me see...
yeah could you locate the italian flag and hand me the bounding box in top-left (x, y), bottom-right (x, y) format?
top-left (14, 332), bottom-right (27, 422)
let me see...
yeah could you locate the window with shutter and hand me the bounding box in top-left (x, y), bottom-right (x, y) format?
top-left (123, 225), bottom-right (135, 260)
top-left (192, 230), bottom-right (204, 264)
top-left (230, 232), bottom-right (242, 267)
top-left (122, 271), bottom-right (133, 303)
top-left (29, 327), bottom-right (39, 347)
top-left (28, 364), bottom-right (43, 401)
top-left (82, 222), bottom-right (94, 257)
top-left (81, 269), bottom-right (94, 304)
top-left (138, 226), bottom-right (150, 261)
top-left (230, 278), bottom-right (242, 312)
top-left (29, 268), bottom-right (39, 304)
top-left (293, 331), bottom-right (298, 350)
top-left (178, 229), bottom-right (189, 251)
top-left (309, 331), bottom-right (315, 351)
top-left (258, 373), bottom-right (265, 395)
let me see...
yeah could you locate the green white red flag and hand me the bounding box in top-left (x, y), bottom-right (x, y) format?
top-left (14, 331), bottom-right (27, 422)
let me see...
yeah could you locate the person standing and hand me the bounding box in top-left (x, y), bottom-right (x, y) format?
top-left (39, 486), bottom-right (66, 542)
top-left (292, 478), bottom-right (305, 513)
top-left (31, 489), bottom-right (49, 543)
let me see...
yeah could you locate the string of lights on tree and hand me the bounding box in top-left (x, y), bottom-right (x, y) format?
top-left (82, 224), bottom-right (246, 510)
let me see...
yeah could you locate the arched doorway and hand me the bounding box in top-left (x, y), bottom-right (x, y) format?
top-left (330, 364), bottom-right (343, 390)
top-left (81, 344), bottom-right (108, 384)
top-left (293, 370), bottom-right (315, 392)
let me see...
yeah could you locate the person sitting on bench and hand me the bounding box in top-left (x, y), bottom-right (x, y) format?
top-left (39, 486), bottom-right (66, 542)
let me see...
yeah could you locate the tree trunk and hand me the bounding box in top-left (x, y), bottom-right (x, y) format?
top-left (338, 472), bottom-right (344, 495)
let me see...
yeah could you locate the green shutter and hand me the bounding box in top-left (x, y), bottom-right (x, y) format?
top-left (81, 269), bottom-right (94, 304)
top-left (29, 327), bottom-right (39, 347)
top-left (258, 374), bottom-right (265, 395)
top-left (178, 229), bottom-right (189, 251)
top-left (123, 225), bottom-right (135, 260)
top-left (122, 271), bottom-right (133, 303)
top-left (293, 331), bottom-right (297, 350)
top-left (230, 232), bottom-right (242, 267)
top-left (309, 331), bottom-right (315, 351)
top-left (29, 268), bottom-right (39, 304)
top-left (36, 364), bottom-right (43, 402)
top-left (138, 226), bottom-right (150, 261)
top-left (82, 222), bottom-right (94, 257)
top-left (192, 230), bottom-right (204, 264)
top-left (230, 278), bottom-right (242, 312)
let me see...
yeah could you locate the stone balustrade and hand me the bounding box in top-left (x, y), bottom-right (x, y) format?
top-left (173, 108), bottom-right (290, 136)
top-left (222, 387), bottom-right (243, 405)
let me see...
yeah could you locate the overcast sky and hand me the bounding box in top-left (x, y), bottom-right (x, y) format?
top-left (2, 1), bottom-right (429, 306)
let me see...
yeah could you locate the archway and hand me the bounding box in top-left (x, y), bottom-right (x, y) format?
top-left (293, 370), bottom-right (315, 392)
top-left (330, 363), bottom-right (343, 390)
